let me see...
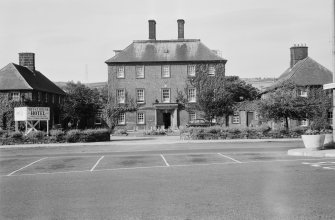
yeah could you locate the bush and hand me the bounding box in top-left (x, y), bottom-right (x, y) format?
top-left (65, 129), bottom-right (81, 143)
top-left (50, 129), bottom-right (65, 142)
top-left (113, 129), bottom-right (128, 136)
top-left (80, 129), bottom-right (110, 142)
top-left (143, 128), bottom-right (167, 136)
top-left (9, 131), bottom-right (23, 140)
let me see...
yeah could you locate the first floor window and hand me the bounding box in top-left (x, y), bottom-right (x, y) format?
top-left (328, 111), bottom-right (333, 125)
top-left (10, 92), bottom-right (20, 101)
top-left (232, 111), bottom-right (240, 124)
top-left (298, 89), bottom-right (308, 97)
top-left (137, 112), bottom-right (145, 124)
top-left (188, 88), bottom-right (196, 103)
top-left (116, 66), bottom-right (125, 78)
top-left (189, 112), bottom-right (196, 122)
top-left (118, 113), bottom-right (126, 125)
top-left (208, 64), bottom-right (215, 76)
top-left (188, 65), bottom-right (196, 77)
top-left (136, 89), bottom-right (145, 103)
top-left (116, 89), bottom-right (125, 104)
top-left (136, 65), bottom-right (144, 78)
top-left (162, 89), bottom-right (170, 103)
top-left (162, 65), bottom-right (170, 78)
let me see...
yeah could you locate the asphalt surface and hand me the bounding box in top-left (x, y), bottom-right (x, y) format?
top-left (1, 141), bottom-right (335, 219)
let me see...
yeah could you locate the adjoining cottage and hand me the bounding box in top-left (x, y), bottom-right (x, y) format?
top-left (106, 19), bottom-right (227, 130)
top-left (233, 44), bottom-right (333, 129)
top-left (0, 53), bottom-right (66, 130)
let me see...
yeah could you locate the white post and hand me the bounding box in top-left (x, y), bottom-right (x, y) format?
top-left (47, 120), bottom-right (49, 136)
top-left (333, 0), bottom-right (335, 141)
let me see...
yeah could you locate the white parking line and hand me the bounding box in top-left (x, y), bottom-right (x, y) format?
top-left (217, 153), bottom-right (242, 163)
top-left (7, 157), bottom-right (47, 176)
top-left (90, 156), bottom-right (104, 172)
top-left (160, 154), bottom-right (170, 167)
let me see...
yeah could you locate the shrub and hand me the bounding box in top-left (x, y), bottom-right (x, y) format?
top-left (143, 128), bottom-right (167, 136)
top-left (80, 129), bottom-right (110, 142)
top-left (65, 129), bottom-right (81, 143)
top-left (9, 131), bottom-right (23, 140)
top-left (113, 129), bottom-right (128, 136)
top-left (50, 129), bottom-right (65, 142)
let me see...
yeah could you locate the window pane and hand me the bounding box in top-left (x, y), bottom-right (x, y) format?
top-left (136, 66), bottom-right (144, 78)
top-left (189, 112), bottom-right (196, 122)
top-left (117, 89), bottom-right (125, 103)
top-left (118, 113), bottom-right (125, 125)
top-left (208, 65), bottom-right (215, 75)
top-left (11, 92), bottom-right (20, 101)
top-left (162, 65), bottom-right (170, 78)
top-left (137, 112), bottom-right (145, 124)
top-left (137, 89), bottom-right (145, 103)
top-left (117, 66), bottom-right (125, 78)
top-left (162, 89), bottom-right (170, 103)
top-left (188, 88), bottom-right (196, 102)
top-left (188, 65), bottom-right (196, 76)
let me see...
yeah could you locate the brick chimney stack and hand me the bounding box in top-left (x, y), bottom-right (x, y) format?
top-left (290, 44), bottom-right (308, 68)
top-left (148, 20), bottom-right (156, 40)
top-left (177, 19), bottom-right (185, 39)
top-left (19, 52), bottom-right (35, 72)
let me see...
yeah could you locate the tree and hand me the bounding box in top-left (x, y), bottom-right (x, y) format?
top-left (258, 81), bottom-right (331, 130)
top-left (177, 64), bottom-right (259, 123)
top-left (62, 82), bottom-right (101, 129)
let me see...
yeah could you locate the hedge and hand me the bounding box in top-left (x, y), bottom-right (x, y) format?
top-left (0, 128), bottom-right (110, 145)
top-left (180, 126), bottom-right (307, 140)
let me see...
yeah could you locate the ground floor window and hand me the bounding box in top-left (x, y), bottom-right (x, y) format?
top-left (118, 113), bottom-right (126, 125)
top-left (137, 112), bottom-right (145, 124)
top-left (189, 112), bottom-right (196, 122)
top-left (232, 111), bottom-right (240, 124)
top-left (299, 119), bottom-right (309, 127)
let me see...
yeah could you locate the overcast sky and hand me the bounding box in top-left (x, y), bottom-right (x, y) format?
top-left (0, 0), bottom-right (333, 83)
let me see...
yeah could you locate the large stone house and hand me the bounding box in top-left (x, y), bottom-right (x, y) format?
top-left (232, 45), bottom-right (332, 129)
top-left (106, 19), bottom-right (227, 130)
top-left (0, 53), bottom-right (66, 129)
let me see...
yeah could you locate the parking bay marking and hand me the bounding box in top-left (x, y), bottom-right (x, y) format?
top-left (160, 154), bottom-right (170, 167)
top-left (7, 157), bottom-right (48, 176)
top-left (90, 156), bottom-right (104, 172)
top-left (217, 153), bottom-right (242, 163)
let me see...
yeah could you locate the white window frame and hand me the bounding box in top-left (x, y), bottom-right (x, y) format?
top-left (136, 89), bottom-right (145, 103)
top-left (162, 65), bottom-right (170, 78)
top-left (189, 112), bottom-right (196, 122)
top-left (137, 112), bottom-right (145, 124)
top-left (10, 92), bottom-right (20, 101)
top-left (188, 88), bottom-right (196, 103)
top-left (116, 66), bottom-right (125, 78)
top-left (162, 89), bottom-right (171, 103)
top-left (254, 112), bottom-right (259, 120)
top-left (188, 65), bottom-right (196, 77)
top-left (136, 65), bottom-right (144, 78)
top-left (208, 64), bottom-right (215, 76)
top-left (116, 89), bottom-right (125, 104)
top-left (117, 112), bottom-right (126, 125)
top-left (232, 111), bottom-right (240, 124)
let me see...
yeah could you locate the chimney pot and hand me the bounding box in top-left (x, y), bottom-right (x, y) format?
top-left (177, 19), bottom-right (185, 39)
top-left (148, 20), bottom-right (156, 40)
top-left (19, 52), bottom-right (35, 72)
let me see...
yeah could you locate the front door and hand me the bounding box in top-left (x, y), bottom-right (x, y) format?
top-left (163, 113), bottom-right (171, 129)
top-left (247, 112), bottom-right (254, 127)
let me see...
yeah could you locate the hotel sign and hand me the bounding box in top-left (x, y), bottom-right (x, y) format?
top-left (14, 107), bottom-right (50, 121)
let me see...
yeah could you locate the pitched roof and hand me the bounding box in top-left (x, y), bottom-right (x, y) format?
top-left (234, 100), bottom-right (260, 111)
top-left (0, 63), bottom-right (66, 95)
top-left (268, 57), bottom-right (332, 90)
top-left (105, 39), bottom-right (226, 63)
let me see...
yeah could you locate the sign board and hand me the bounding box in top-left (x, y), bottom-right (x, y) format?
top-left (14, 107), bottom-right (50, 121)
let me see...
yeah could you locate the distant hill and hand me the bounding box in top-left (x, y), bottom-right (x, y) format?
top-left (55, 81), bottom-right (107, 90)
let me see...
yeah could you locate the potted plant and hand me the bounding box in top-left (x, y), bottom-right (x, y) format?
top-left (301, 129), bottom-right (326, 150)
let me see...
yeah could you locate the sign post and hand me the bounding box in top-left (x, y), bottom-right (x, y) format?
top-left (14, 107), bottom-right (50, 135)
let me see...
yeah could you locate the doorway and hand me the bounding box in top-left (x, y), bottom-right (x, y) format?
top-left (247, 112), bottom-right (254, 127)
top-left (163, 113), bottom-right (171, 129)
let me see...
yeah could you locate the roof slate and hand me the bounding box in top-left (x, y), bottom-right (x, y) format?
top-left (269, 57), bottom-right (332, 90)
top-left (0, 63), bottom-right (66, 95)
top-left (105, 39), bottom-right (226, 63)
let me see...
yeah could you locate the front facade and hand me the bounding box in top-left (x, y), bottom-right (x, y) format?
top-left (0, 53), bottom-right (66, 129)
top-left (106, 20), bottom-right (227, 130)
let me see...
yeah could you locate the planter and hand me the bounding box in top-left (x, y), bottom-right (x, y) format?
top-left (301, 134), bottom-right (325, 150)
